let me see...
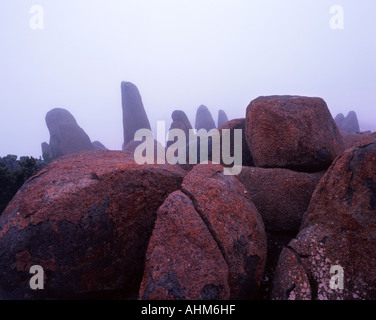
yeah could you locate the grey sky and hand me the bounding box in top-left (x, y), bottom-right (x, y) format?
top-left (1, 0), bottom-right (375, 158)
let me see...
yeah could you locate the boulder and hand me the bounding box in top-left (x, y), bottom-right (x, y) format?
top-left (245, 96), bottom-right (345, 172)
top-left (237, 167), bottom-right (324, 233)
top-left (121, 82), bottom-right (151, 149)
top-left (195, 105), bottom-right (216, 132)
top-left (218, 110), bottom-right (229, 128)
top-left (340, 130), bottom-right (372, 149)
top-left (0, 151), bottom-right (185, 300)
top-left (139, 191), bottom-right (230, 300)
top-left (44, 108), bottom-right (94, 159)
top-left (272, 133), bottom-right (376, 300)
top-left (181, 164), bottom-right (267, 299)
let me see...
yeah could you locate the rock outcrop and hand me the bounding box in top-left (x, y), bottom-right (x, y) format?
top-left (272, 133), bottom-right (376, 300)
top-left (42, 108), bottom-right (94, 161)
top-left (237, 167), bottom-right (324, 233)
top-left (195, 105), bottom-right (216, 132)
top-left (218, 110), bottom-right (229, 128)
top-left (139, 191), bottom-right (230, 300)
top-left (140, 164), bottom-right (267, 300)
top-left (335, 111), bottom-right (360, 134)
top-left (245, 96), bottom-right (345, 172)
top-left (0, 151), bottom-right (185, 299)
top-left (121, 82), bottom-right (151, 149)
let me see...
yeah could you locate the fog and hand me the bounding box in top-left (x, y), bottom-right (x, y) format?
top-left (1, 0), bottom-right (375, 158)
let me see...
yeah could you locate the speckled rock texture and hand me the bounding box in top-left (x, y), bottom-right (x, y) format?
top-left (237, 167), bottom-right (324, 233)
top-left (340, 130), bottom-right (372, 150)
top-left (272, 133), bottom-right (376, 300)
top-left (139, 191), bottom-right (230, 300)
top-left (0, 151), bottom-right (185, 299)
top-left (139, 164), bottom-right (267, 300)
top-left (245, 96), bottom-right (345, 172)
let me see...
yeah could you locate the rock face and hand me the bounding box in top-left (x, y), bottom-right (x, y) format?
top-left (139, 191), bottom-right (230, 300)
top-left (195, 105), bottom-right (216, 132)
top-left (0, 151), bottom-right (185, 300)
top-left (121, 82), bottom-right (151, 149)
top-left (340, 130), bottom-right (372, 149)
top-left (92, 141), bottom-right (108, 151)
top-left (219, 118), bottom-right (254, 167)
top-left (167, 110), bottom-right (192, 148)
top-left (335, 111), bottom-right (360, 133)
top-left (218, 110), bottom-right (229, 128)
top-left (245, 96), bottom-right (345, 172)
top-left (237, 167), bottom-right (324, 233)
top-left (272, 133), bottom-right (376, 300)
top-left (42, 108), bottom-right (94, 160)
top-left (139, 164), bottom-right (267, 300)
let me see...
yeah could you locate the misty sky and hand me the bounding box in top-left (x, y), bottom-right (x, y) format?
top-left (1, 0), bottom-right (375, 158)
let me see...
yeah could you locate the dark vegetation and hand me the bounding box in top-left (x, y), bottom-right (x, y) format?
top-left (0, 155), bottom-right (47, 214)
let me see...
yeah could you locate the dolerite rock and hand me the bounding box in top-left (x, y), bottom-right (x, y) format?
top-left (237, 167), bottom-right (324, 233)
top-left (245, 96), bottom-right (345, 172)
top-left (218, 110), bottom-right (229, 128)
top-left (92, 141), bottom-right (108, 151)
top-left (219, 118), bottom-right (254, 167)
top-left (121, 82), bottom-right (151, 149)
top-left (195, 105), bottom-right (216, 131)
top-left (0, 151), bottom-right (185, 300)
top-left (334, 113), bottom-right (345, 130)
top-left (139, 191), bottom-right (230, 300)
top-left (340, 130), bottom-right (372, 149)
top-left (43, 108), bottom-right (94, 160)
top-left (167, 110), bottom-right (192, 148)
top-left (335, 111), bottom-right (360, 134)
top-left (182, 164), bottom-right (266, 299)
top-left (272, 133), bottom-right (376, 300)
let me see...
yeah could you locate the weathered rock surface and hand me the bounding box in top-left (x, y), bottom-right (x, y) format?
top-left (272, 133), bottom-right (376, 300)
top-left (245, 96), bottom-right (345, 172)
top-left (219, 118), bottom-right (254, 167)
top-left (340, 130), bottom-right (372, 149)
top-left (0, 151), bottom-right (185, 300)
top-left (335, 111), bottom-right (360, 134)
top-left (121, 82), bottom-right (151, 149)
top-left (237, 167), bottom-right (324, 233)
top-left (218, 110), bottom-right (229, 128)
top-left (43, 108), bottom-right (94, 160)
top-left (195, 105), bottom-right (216, 132)
top-left (181, 164), bottom-right (267, 299)
top-left (139, 191), bottom-right (230, 300)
